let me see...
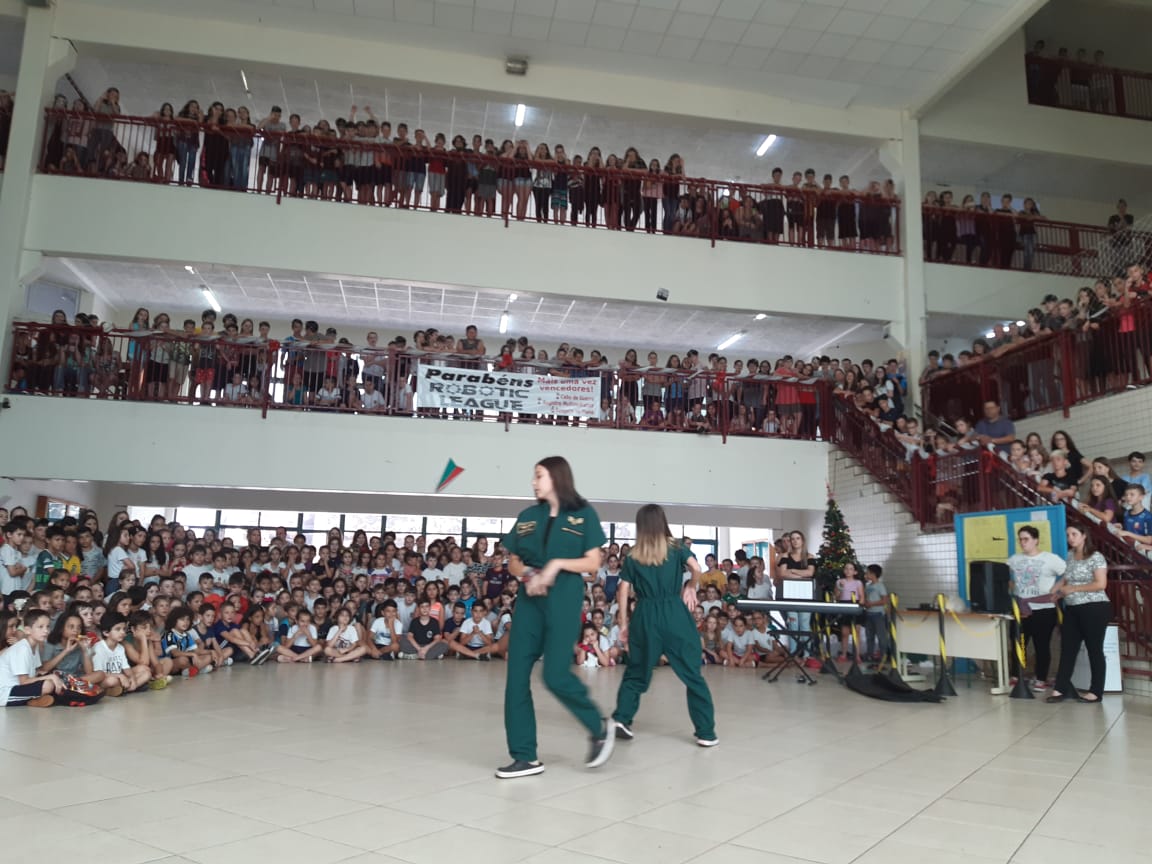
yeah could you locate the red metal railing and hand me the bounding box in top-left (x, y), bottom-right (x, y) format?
top-left (1026, 52), bottom-right (1152, 121)
top-left (6, 322), bottom-right (834, 441)
top-left (921, 205), bottom-right (1150, 277)
top-left (922, 294), bottom-right (1152, 423)
top-left (36, 108), bottom-right (902, 256)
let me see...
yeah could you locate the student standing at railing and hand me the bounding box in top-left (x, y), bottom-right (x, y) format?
top-left (151, 102), bottom-right (176, 182)
top-left (994, 193), bottom-right (1018, 269)
top-left (255, 105), bottom-right (285, 194)
top-left (227, 106), bottom-right (255, 191)
top-left (87, 88), bottom-right (121, 174)
top-left (202, 102), bottom-right (229, 188)
top-left (661, 154), bottom-right (683, 233)
top-left (1018, 198), bottom-right (1041, 271)
top-left (621, 147), bottom-right (645, 232)
top-left (815, 174), bottom-right (837, 249)
top-left (975, 191), bottom-right (994, 266)
top-left (530, 142), bottom-right (553, 224)
top-left (551, 145), bottom-right (570, 224)
top-left (512, 139), bottom-right (532, 221)
top-left (584, 147), bottom-right (603, 228)
top-left (174, 100), bottom-right (203, 187)
top-left (836, 175), bottom-right (858, 250)
top-left (604, 153), bottom-right (623, 230)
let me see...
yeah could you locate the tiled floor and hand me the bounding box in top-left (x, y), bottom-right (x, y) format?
top-left (1, 661), bottom-right (1148, 864)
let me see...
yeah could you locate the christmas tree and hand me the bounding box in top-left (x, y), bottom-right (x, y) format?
top-left (815, 488), bottom-right (858, 595)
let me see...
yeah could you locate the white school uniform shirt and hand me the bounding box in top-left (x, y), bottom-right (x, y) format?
top-left (360, 389), bottom-right (386, 410)
top-left (327, 624), bottom-right (359, 649)
top-left (442, 562), bottom-right (466, 587)
top-left (459, 617), bottom-right (492, 648)
top-left (749, 627), bottom-right (776, 652)
top-left (224, 382), bottom-right (248, 401)
top-left (91, 639), bottom-right (129, 674)
top-left (396, 599), bottom-right (417, 629)
top-left (107, 546), bottom-right (145, 582)
top-left (725, 629), bottom-right (755, 656)
top-left (0, 640), bottom-right (42, 704)
top-left (370, 618), bottom-right (402, 646)
top-left (287, 623), bottom-right (317, 648)
top-left (0, 544), bottom-right (30, 593)
top-left (747, 581), bottom-right (773, 600)
top-left (316, 387), bottom-right (341, 405)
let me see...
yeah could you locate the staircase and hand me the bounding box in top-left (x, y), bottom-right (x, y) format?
top-left (830, 393), bottom-right (1152, 690)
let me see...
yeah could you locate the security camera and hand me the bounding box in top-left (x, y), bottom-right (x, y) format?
top-left (656, 288), bottom-right (669, 302)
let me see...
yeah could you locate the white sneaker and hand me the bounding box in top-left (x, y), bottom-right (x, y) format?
top-left (695, 737), bottom-right (720, 748)
top-left (585, 718), bottom-right (616, 769)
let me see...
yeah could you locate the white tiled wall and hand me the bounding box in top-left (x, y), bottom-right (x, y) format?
top-left (828, 450), bottom-right (958, 610)
top-left (1009, 386), bottom-right (1152, 467)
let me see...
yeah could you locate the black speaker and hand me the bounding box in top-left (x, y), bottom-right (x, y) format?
top-left (968, 560), bottom-right (1011, 613)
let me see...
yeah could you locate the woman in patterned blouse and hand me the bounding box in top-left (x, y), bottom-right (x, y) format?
top-left (1047, 524), bottom-right (1110, 703)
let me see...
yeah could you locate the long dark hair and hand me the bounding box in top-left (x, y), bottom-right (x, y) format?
top-left (1066, 524), bottom-right (1097, 560)
top-left (537, 456), bottom-right (587, 511)
top-left (47, 612), bottom-right (82, 646)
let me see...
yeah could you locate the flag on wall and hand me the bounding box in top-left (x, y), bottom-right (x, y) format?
top-left (436, 459), bottom-right (465, 493)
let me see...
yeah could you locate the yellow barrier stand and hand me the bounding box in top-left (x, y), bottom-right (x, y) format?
top-left (933, 593), bottom-right (957, 697)
top-left (1009, 597), bottom-right (1035, 700)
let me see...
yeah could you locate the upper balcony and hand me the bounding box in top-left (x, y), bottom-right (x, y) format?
top-left (1025, 51), bottom-right (1152, 122)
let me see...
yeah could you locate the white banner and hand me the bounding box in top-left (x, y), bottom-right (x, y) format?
top-left (416, 363), bottom-right (600, 415)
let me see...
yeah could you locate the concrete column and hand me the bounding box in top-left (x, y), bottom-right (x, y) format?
top-left (880, 112), bottom-right (928, 413)
top-left (0, 6), bottom-right (75, 363)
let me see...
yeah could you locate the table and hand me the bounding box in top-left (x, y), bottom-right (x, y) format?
top-left (895, 609), bottom-right (1013, 695)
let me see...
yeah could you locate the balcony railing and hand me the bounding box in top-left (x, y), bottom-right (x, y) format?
top-left (922, 294), bottom-right (1152, 423)
top-left (37, 108), bottom-right (902, 256)
top-left (1025, 52), bottom-right (1152, 121)
top-left (922, 205), bottom-right (1151, 277)
top-left (6, 322), bottom-right (835, 442)
top-left (11, 320), bottom-right (1150, 664)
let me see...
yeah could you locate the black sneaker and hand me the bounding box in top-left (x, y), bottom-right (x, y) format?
top-left (585, 718), bottom-right (616, 769)
top-left (614, 721), bottom-right (634, 741)
top-left (495, 760), bottom-right (545, 779)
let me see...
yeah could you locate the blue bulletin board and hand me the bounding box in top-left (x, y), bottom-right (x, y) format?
top-left (954, 506), bottom-right (1067, 602)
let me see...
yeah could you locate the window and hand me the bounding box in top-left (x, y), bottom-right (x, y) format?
top-left (220, 509), bottom-right (262, 528)
top-left (426, 516), bottom-right (463, 537)
top-left (175, 508), bottom-right (219, 530)
top-left (259, 510), bottom-right (302, 530)
top-left (345, 513), bottom-right (385, 542)
top-left (612, 522), bottom-right (636, 542)
top-left (301, 512), bottom-right (344, 537)
top-left (466, 516), bottom-right (511, 535)
top-left (386, 514), bottom-right (425, 535)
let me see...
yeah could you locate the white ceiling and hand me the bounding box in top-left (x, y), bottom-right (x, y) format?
top-left (83, 0), bottom-right (1030, 110)
top-left (69, 54), bottom-right (886, 185)
top-left (45, 255), bottom-right (896, 358)
top-left (920, 138), bottom-right (1152, 207)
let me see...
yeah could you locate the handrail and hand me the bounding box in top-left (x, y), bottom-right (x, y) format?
top-left (1025, 52), bottom-right (1152, 121)
top-left (921, 292), bottom-right (1152, 423)
top-left (5, 321), bottom-right (835, 442)
top-left (36, 107), bottom-right (903, 256)
top-left (920, 203), bottom-right (1148, 276)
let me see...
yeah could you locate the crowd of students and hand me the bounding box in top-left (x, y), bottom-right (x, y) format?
top-left (12, 306), bottom-right (913, 441)
top-left (39, 88), bottom-right (901, 246)
top-left (0, 504), bottom-right (898, 707)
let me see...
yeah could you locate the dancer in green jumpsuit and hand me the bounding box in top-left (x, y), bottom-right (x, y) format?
top-left (612, 504), bottom-right (718, 746)
top-left (495, 456), bottom-right (615, 779)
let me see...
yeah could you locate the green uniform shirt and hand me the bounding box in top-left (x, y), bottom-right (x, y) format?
top-left (501, 502), bottom-right (606, 570)
top-left (34, 551), bottom-right (64, 589)
top-left (621, 543), bottom-right (695, 600)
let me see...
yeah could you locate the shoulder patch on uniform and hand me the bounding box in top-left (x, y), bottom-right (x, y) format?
top-left (516, 521), bottom-right (536, 536)
top-left (567, 516), bottom-right (585, 525)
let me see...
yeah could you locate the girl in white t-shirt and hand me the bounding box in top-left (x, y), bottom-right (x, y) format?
top-left (745, 557), bottom-right (773, 600)
top-left (275, 608), bottom-right (322, 663)
top-left (323, 608), bottom-right (366, 663)
top-left (0, 610), bottom-right (62, 707)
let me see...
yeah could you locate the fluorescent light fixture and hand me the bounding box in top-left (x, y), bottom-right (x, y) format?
top-left (1016, 320), bottom-right (1026, 327)
top-left (240, 69), bottom-right (249, 92)
top-left (717, 331), bottom-right (745, 351)
top-left (754, 313), bottom-right (767, 321)
top-left (984, 330), bottom-right (996, 339)
top-left (508, 293), bottom-right (518, 303)
top-left (755, 134), bottom-right (778, 157)
top-left (201, 287), bottom-right (222, 313)
top-left (499, 310), bottom-right (509, 334)
top-left (514, 103), bottom-right (526, 127)
top-left (184, 265), bottom-right (195, 274)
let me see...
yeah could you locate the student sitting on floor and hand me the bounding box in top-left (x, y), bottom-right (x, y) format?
top-left (323, 607), bottom-right (367, 663)
top-left (448, 600), bottom-right (495, 660)
top-left (368, 600), bottom-right (402, 660)
top-left (275, 607), bottom-right (322, 663)
top-left (91, 612), bottom-right (150, 694)
top-left (0, 610), bottom-right (63, 707)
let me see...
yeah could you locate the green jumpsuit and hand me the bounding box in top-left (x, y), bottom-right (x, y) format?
top-left (612, 543), bottom-right (716, 740)
top-left (501, 502), bottom-right (608, 763)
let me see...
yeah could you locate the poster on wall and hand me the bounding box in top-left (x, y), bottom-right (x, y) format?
top-left (954, 506), bottom-right (1067, 605)
top-left (415, 363), bottom-right (599, 416)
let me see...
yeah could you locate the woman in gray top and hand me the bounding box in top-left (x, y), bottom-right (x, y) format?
top-left (1047, 524), bottom-right (1110, 703)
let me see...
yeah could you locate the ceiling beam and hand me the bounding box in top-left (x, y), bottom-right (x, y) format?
top-left (912, 0), bottom-right (1052, 118)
